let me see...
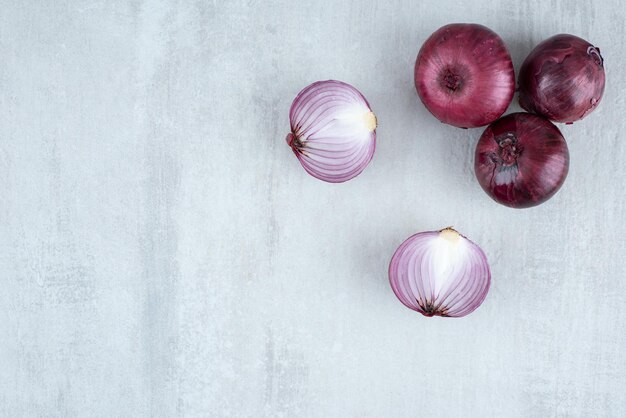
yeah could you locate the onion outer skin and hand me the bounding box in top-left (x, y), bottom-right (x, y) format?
top-left (474, 112), bottom-right (569, 209)
top-left (287, 80), bottom-right (377, 183)
top-left (518, 34), bottom-right (605, 123)
top-left (388, 228), bottom-right (491, 318)
top-left (414, 23), bottom-right (515, 128)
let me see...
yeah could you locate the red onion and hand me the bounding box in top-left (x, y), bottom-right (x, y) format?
top-left (286, 80), bottom-right (377, 183)
top-left (414, 24), bottom-right (515, 128)
top-left (474, 112), bottom-right (569, 208)
top-left (389, 228), bottom-right (491, 318)
top-left (518, 34), bottom-right (605, 123)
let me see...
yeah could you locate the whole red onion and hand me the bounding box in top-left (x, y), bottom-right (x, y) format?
top-left (474, 113), bottom-right (569, 208)
top-left (518, 34), bottom-right (605, 123)
top-left (414, 23), bottom-right (515, 128)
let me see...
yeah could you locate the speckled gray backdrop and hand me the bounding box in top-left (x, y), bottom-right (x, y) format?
top-left (0, 0), bottom-right (624, 416)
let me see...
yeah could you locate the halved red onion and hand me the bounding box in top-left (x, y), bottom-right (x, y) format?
top-left (286, 80), bottom-right (377, 183)
top-left (474, 112), bottom-right (569, 208)
top-left (414, 24), bottom-right (515, 128)
top-left (389, 228), bottom-right (491, 318)
top-left (518, 34), bottom-right (605, 123)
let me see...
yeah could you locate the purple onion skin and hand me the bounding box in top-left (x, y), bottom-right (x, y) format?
top-left (414, 23), bottom-right (515, 128)
top-left (474, 113), bottom-right (569, 208)
top-left (518, 34), bottom-right (605, 123)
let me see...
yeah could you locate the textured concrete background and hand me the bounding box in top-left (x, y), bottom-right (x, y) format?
top-left (1, 0), bottom-right (624, 416)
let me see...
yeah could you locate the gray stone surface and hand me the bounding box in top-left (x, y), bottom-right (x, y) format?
top-left (1, 1), bottom-right (624, 416)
